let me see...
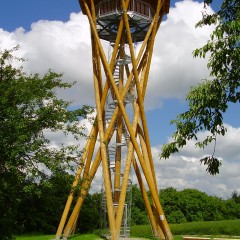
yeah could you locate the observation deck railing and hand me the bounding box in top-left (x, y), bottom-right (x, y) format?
top-left (95, 0), bottom-right (154, 21)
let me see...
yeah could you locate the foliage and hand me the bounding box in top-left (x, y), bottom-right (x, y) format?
top-left (11, 171), bottom-right (101, 235)
top-left (160, 187), bottom-right (240, 224)
top-left (131, 184), bottom-right (149, 225)
top-left (77, 193), bottom-right (102, 233)
top-left (159, 187), bottom-right (187, 223)
top-left (17, 185), bottom-right (239, 234)
top-left (160, 0), bottom-right (240, 175)
top-left (14, 170), bottom-right (75, 234)
top-left (0, 47), bottom-right (93, 239)
top-left (8, 180), bottom-right (240, 237)
top-left (9, 180), bottom-right (240, 236)
top-left (231, 191), bottom-right (240, 204)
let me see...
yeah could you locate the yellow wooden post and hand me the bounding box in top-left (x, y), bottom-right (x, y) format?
top-left (55, 124), bottom-right (98, 239)
top-left (133, 157), bottom-right (165, 239)
top-left (58, 0), bottom-right (173, 239)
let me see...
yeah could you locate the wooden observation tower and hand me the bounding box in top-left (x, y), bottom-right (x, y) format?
top-left (56, 0), bottom-right (173, 239)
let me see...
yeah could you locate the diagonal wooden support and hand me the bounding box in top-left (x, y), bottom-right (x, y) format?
top-left (57, 0), bottom-right (173, 238)
top-left (132, 157), bottom-right (165, 239)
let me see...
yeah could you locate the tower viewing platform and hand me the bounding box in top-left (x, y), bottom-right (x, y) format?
top-left (78, 0), bottom-right (170, 42)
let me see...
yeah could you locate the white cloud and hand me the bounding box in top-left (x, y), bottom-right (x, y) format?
top-left (0, 13), bottom-right (95, 106)
top-left (0, 29), bottom-right (19, 50)
top-left (0, 0), bottom-right (215, 110)
top-left (145, 0), bottom-right (215, 109)
top-left (155, 123), bottom-right (240, 198)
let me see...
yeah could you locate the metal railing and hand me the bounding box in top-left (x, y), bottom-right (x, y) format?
top-left (96, 0), bottom-right (154, 20)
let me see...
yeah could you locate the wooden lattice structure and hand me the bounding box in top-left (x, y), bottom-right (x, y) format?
top-left (56, 0), bottom-right (173, 239)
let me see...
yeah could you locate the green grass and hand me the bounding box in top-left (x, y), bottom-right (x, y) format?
top-left (130, 220), bottom-right (240, 239)
top-left (170, 219), bottom-right (240, 235)
top-left (130, 225), bottom-right (156, 238)
top-left (16, 220), bottom-right (240, 240)
top-left (15, 234), bottom-right (102, 240)
top-left (15, 235), bottom-right (55, 240)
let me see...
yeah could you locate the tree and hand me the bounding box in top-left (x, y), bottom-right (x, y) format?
top-left (14, 170), bottom-right (75, 234)
top-left (167, 210), bottom-right (187, 224)
top-left (159, 187), bottom-right (187, 224)
top-left (131, 184), bottom-right (149, 225)
top-left (231, 191), bottom-right (240, 204)
top-left (77, 193), bottom-right (101, 232)
top-left (161, 0), bottom-right (240, 175)
top-left (0, 47), bottom-right (92, 239)
top-left (160, 187), bottom-right (240, 223)
top-left (178, 189), bottom-right (209, 222)
top-left (159, 187), bottom-right (180, 215)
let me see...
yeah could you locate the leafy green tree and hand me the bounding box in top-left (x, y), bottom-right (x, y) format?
top-left (202, 195), bottom-right (225, 221)
top-left (160, 187), bottom-right (240, 223)
top-left (231, 191), bottom-right (240, 204)
top-left (159, 187), bottom-right (181, 216)
top-left (224, 198), bottom-right (240, 219)
top-left (131, 207), bottom-right (149, 225)
top-left (15, 170), bottom-right (75, 234)
top-left (77, 193), bottom-right (101, 232)
top-left (161, 0), bottom-right (240, 175)
top-left (0, 170), bottom-right (26, 239)
top-left (131, 184), bottom-right (149, 225)
top-left (167, 210), bottom-right (187, 224)
top-left (178, 189), bottom-right (209, 222)
top-left (132, 184), bottom-right (147, 212)
top-left (0, 47), bottom-right (92, 239)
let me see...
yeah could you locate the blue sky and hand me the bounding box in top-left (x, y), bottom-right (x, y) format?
top-left (1, 0), bottom-right (239, 198)
top-left (0, 0), bottom-right (79, 32)
top-left (0, 0), bottom-right (220, 32)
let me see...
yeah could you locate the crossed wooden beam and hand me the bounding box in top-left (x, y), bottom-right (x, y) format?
top-left (56, 0), bottom-right (173, 239)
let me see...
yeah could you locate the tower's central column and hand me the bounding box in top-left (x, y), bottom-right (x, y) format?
top-left (56, 0), bottom-right (173, 239)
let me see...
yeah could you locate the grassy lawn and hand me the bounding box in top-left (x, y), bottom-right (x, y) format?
top-left (15, 234), bottom-right (240, 240)
top-left (170, 220), bottom-right (240, 235)
top-left (15, 235), bottom-right (54, 240)
top-left (15, 219), bottom-right (240, 239)
top-left (15, 234), bottom-right (103, 240)
top-left (15, 235), bottom-right (240, 240)
top-left (130, 220), bottom-right (240, 238)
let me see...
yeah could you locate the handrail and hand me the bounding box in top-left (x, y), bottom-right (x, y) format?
top-left (96, 0), bottom-right (154, 20)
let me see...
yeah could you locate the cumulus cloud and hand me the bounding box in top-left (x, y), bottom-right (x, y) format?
top-left (145, 0), bottom-right (215, 109)
top-left (0, 0), bottom-right (215, 109)
top-left (0, 13), bottom-right (95, 106)
top-left (154, 124), bottom-right (240, 198)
